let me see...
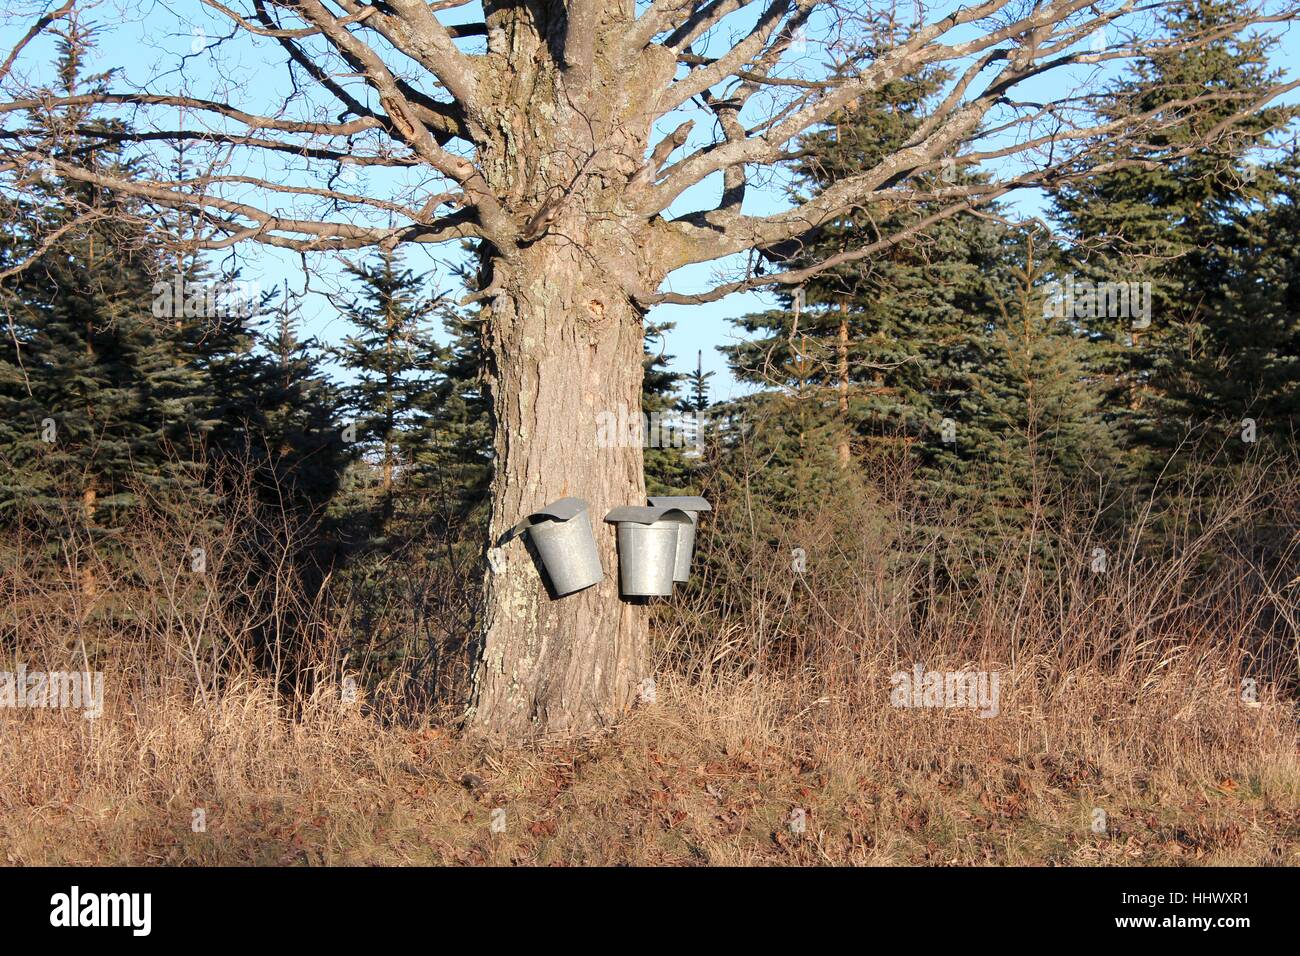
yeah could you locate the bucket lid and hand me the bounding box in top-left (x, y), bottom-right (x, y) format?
top-left (648, 495), bottom-right (711, 513)
top-left (604, 505), bottom-right (692, 525)
top-left (511, 496), bottom-right (590, 536)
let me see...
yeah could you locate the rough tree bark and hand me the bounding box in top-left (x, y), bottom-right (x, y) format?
top-left (471, 254), bottom-right (649, 737)
top-left (465, 4), bottom-right (667, 736)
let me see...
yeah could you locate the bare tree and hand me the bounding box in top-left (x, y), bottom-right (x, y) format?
top-left (1, 0), bottom-right (1295, 739)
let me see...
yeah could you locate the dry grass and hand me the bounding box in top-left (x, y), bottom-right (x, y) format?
top-left (0, 666), bottom-right (1294, 866)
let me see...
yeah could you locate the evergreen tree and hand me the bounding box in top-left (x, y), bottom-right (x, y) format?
top-left (249, 285), bottom-right (351, 534)
top-left (331, 252), bottom-right (441, 544)
top-left (152, 142), bottom-right (269, 460)
top-left (1174, 146), bottom-right (1300, 445)
top-left (643, 320), bottom-right (696, 494)
top-left (929, 229), bottom-right (1122, 541)
top-left (0, 19), bottom-right (208, 562)
top-left (682, 349), bottom-right (714, 414)
top-left (1051, 0), bottom-right (1295, 470)
top-left (721, 65), bottom-right (1003, 518)
top-left (189, 285), bottom-right (349, 673)
top-left (407, 270), bottom-right (492, 536)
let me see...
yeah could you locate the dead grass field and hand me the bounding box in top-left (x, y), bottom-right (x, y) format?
top-left (1, 664), bottom-right (1294, 866)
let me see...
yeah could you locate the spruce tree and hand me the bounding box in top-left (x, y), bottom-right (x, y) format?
top-left (0, 19), bottom-right (208, 564)
top-left (407, 275), bottom-right (492, 536)
top-left (1178, 146), bottom-right (1300, 447)
top-left (331, 251), bottom-right (441, 545)
top-left (643, 320), bottom-right (695, 494)
top-left (1051, 0), bottom-right (1295, 470)
top-left (250, 285), bottom-right (350, 532)
top-left (682, 350), bottom-right (714, 414)
top-left (932, 229), bottom-right (1122, 542)
top-left (721, 65), bottom-right (1003, 518)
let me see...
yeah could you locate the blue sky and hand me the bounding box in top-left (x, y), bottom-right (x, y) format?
top-left (3, 1), bottom-right (1297, 402)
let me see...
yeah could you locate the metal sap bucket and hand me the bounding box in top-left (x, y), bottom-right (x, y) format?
top-left (648, 496), bottom-right (712, 582)
top-left (604, 506), bottom-right (692, 597)
top-left (513, 497), bottom-right (603, 597)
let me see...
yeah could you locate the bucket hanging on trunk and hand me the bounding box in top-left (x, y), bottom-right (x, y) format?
top-left (511, 497), bottom-right (603, 596)
top-left (647, 496), bottom-right (711, 582)
top-left (604, 506), bottom-right (692, 597)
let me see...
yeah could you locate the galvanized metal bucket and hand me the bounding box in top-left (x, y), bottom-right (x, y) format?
top-left (513, 497), bottom-right (603, 597)
top-left (604, 506), bottom-right (692, 597)
top-left (648, 496), bottom-right (712, 582)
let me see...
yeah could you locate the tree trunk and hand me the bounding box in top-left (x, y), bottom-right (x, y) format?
top-left (468, 242), bottom-right (648, 738)
top-left (80, 485), bottom-right (97, 600)
top-left (461, 2), bottom-right (676, 739)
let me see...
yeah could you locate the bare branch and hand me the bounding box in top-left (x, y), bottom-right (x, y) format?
top-left (47, 157), bottom-right (483, 251)
top-left (0, 0), bottom-right (75, 85)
